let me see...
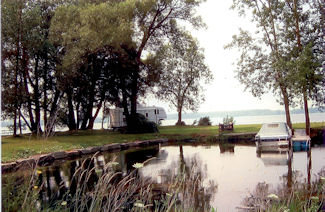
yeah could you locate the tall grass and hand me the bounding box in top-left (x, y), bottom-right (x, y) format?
top-left (2, 154), bottom-right (216, 212)
top-left (242, 169), bottom-right (325, 211)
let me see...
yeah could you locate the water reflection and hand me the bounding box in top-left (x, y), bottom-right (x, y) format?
top-left (142, 146), bottom-right (218, 211)
top-left (3, 143), bottom-right (325, 211)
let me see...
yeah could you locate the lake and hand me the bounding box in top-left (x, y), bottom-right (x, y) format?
top-left (3, 142), bottom-right (325, 211)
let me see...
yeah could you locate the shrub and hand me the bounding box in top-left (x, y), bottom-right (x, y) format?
top-left (126, 113), bottom-right (159, 134)
top-left (198, 116), bottom-right (212, 126)
top-left (222, 115), bottom-right (235, 125)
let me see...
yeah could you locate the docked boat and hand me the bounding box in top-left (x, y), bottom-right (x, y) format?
top-left (255, 122), bottom-right (292, 148)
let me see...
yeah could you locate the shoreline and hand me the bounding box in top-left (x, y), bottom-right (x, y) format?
top-left (2, 123), bottom-right (324, 173)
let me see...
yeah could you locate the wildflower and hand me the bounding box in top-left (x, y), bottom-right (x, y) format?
top-left (107, 162), bottom-right (119, 166)
top-left (134, 202), bottom-right (145, 208)
top-left (61, 201), bottom-right (67, 206)
top-left (36, 170), bottom-right (42, 175)
top-left (166, 193), bottom-right (173, 197)
top-left (320, 176), bottom-right (325, 182)
top-left (33, 185), bottom-right (38, 189)
top-left (132, 163), bottom-right (144, 169)
top-left (267, 193), bottom-right (279, 200)
top-left (310, 196), bottom-right (319, 201)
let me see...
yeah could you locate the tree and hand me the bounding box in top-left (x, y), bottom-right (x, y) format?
top-left (226, 0), bottom-right (293, 129)
top-left (2, 0), bottom-right (61, 135)
top-left (283, 0), bottom-right (324, 135)
top-left (227, 0), bottom-right (324, 132)
top-left (154, 33), bottom-right (212, 125)
top-left (50, 0), bottom-right (206, 131)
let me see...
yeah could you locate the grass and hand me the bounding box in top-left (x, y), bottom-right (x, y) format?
top-left (2, 122), bottom-right (324, 163)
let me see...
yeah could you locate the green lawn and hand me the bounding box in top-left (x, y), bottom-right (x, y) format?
top-left (2, 122), bottom-right (324, 163)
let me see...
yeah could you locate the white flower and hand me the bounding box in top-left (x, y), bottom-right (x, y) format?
top-left (267, 193), bottom-right (279, 200)
top-left (61, 201), bottom-right (67, 206)
top-left (107, 162), bottom-right (119, 166)
top-left (132, 163), bottom-right (144, 169)
top-left (310, 196), bottom-right (319, 201)
top-left (134, 202), bottom-right (145, 208)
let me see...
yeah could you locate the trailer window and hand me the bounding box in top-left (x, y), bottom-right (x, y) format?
top-left (157, 110), bottom-right (159, 114)
top-left (154, 110), bottom-right (156, 114)
top-left (146, 113), bottom-right (148, 117)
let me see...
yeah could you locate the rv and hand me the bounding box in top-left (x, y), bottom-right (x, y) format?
top-left (109, 106), bottom-right (167, 129)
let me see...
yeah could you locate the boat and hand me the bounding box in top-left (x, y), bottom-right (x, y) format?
top-left (255, 122), bottom-right (292, 148)
top-left (292, 129), bottom-right (311, 151)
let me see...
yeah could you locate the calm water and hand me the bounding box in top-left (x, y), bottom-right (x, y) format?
top-left (3, 143), bottom-right (325, 211)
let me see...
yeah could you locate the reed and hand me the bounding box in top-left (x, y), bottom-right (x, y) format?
top-left (2, 155), bottom-right (215, 212)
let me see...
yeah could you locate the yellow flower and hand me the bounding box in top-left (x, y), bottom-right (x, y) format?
top-left (33, 186), bottom-right (38, 189)
top-left (61, 201), bottom-right (67, 206)
top-left (36, 170), bottom-right (42, 175)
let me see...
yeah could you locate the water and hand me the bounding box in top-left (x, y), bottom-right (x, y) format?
top-left (162, 112), bottom-right (325, 125)
top-left (3, 142), bottom-right (325, 211)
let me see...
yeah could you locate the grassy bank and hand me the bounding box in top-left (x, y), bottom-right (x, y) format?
top-left (2, 122), bottom-right (324, 163)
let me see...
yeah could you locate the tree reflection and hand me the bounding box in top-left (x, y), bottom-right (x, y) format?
top-left (156, 145), bottom-right (218, 211)
top-left (243, 147), bottom-right (324, 211)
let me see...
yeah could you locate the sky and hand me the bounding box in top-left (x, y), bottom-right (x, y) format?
top-left (147, 0), bottom-right (286, 113)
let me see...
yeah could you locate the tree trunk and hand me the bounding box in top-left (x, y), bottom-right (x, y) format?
top-left (281, 87), bottom-right (292, 130)
top-left (176, 107), bottom-right (183, 125)
top-left (13, 110), bottom-right (17, 136)
top-left (18, 109), bottom-right (22, 135)
top-left (22, 47), bottom-right (36, 133)
top-left (303, 89), bottom-right (310, 135)
top-left (34, 55), bottom-right (42, 134)
top-left (67, 89), bottom-right (77, 131)
top-left (87, 101), bottom-right (103, 130)
top-left (43, 57), bottom-right (48, 130)
top-left (130, 69), bottom-right (139, 116)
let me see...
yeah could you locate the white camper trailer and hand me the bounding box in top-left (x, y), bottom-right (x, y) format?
top-left (109, 106), bottom-right (167, 129)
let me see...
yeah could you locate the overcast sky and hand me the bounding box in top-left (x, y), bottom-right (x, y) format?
top-left (147, 0), bottom-right (286, 113)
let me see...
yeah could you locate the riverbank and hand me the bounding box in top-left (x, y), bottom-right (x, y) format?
top-left (2, 123), bottom-right (324, 163)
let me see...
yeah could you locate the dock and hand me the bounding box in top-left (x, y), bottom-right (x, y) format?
top-left (292, 129), bottom-right (311, 151)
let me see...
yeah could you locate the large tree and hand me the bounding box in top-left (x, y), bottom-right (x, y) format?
top-left (154, 33), bottom-right (212, 125)
top-left (226, 0), bottom-right (324, 130)
top-left (2, 0), bottom-right (63, 135)
top-left (50, 0), bottom-right (206, 131)
top-left (282, 0), bottom-right (324, 135)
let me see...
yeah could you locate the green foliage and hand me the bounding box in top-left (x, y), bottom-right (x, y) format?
top-left (222, 115), bottom-right (235, 125)
top-left (126, 113), bottom-right (159, 134)
top-left (198, 116), bottom-right (212, 126)
top-left (154, 32), bottom-right (212, 125)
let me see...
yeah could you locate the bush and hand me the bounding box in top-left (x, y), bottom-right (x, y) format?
top-left (126, 113), bottom-right (159, 133)
top-left (198, 116), bottom-right (212, 126)
top-left (222, 115), bottom-right (235, 125)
